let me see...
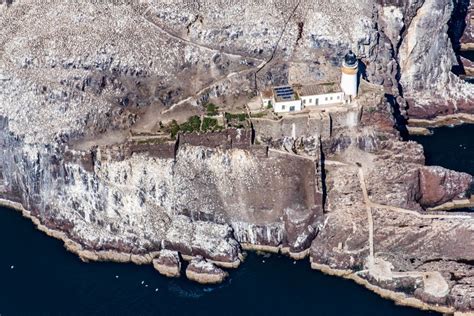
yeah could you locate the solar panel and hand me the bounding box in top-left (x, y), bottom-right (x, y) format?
top-left (277, 91), bottom-right (294, 96)
top-left (275, 87), bottom-right (292, 92)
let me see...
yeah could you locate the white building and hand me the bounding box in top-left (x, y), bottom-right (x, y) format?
top-left (271, 86), bottom-right (303, 113)
top-left (297, 82), bottom-right (345, 107)
top-left (259, 51), bottom-right (359, 113)
top-left (340, 50), bottom-right (358, 97)
top-left (260, 89), bottom-right (273, 108)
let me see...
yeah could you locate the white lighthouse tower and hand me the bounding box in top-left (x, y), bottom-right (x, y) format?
top-left (340, 50), bottom-right (358, 98)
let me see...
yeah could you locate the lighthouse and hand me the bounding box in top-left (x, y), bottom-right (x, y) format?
top-left (340, 50), bottom-right (358, 98)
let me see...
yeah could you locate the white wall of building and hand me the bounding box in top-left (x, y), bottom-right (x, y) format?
top-left (341, 72), bottom-right (358, 96)
top-left (273, 99), bottom-right (302, 113)
top-left (301, 92), bottom-right (344, 107)
top-left (261, 97), bottom-right (273, 108)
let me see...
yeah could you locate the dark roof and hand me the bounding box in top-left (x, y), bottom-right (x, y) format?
top-left (273, 85), bottom-right (297, 102)
top-left (344, 50), bottom-right (357, 67)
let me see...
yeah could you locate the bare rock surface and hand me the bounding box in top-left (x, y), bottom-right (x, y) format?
top-left (153, 250), bottom-right (181, 278)
top-left (0, 0), bottom-right (473, 313)
top-left (185, 256), bottom-right (228, 284)
top-left (419, 166), bottom-right (473, 208)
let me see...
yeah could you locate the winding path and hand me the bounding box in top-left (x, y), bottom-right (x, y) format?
top-left (141, 5), bottom-right (266, 64)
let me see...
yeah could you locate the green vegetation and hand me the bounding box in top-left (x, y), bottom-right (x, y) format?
top-left (180, 115), bottom-right (202, 133)
top-left (225, 112), bottom-right (248, 122)
top-left (202, 117), bottom-right (219, 131)
top-left (166, 115), bottom-right (223, 138)
top-left (267, 101), bottom-right (273, 109)
top-left (205, 103), bottom-right (219, 116)
top-left (168, 120), bottom-right (181, 139)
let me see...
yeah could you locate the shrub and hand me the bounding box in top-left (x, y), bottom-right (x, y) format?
top-left (202, 117), bottom-right (218, 131)
top-left (180, 115), bottom-right (202, 133)
top-left (168, 120), bottom-right (180, 139)
top-left (206, 103), bottom-right (219, 116)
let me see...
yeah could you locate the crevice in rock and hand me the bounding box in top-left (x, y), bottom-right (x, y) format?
top-left (186, 14), bottom-right (203, 35)
top-left (0, 0), bottom-right (14, 6)
top-left (448, 0), bottom-right (470, 76)
top-left (295, 21), bottom-right (304, 45)
top-left (319, 136), bottom-right (328, 212)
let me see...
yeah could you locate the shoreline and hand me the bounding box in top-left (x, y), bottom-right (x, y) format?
top-left (0, 198), bottom-right (468, 314)
top-left (0, 198), bottom-right (239, 271)
top-left (408, 113), bottom-right (474, 129)
top-left (309, 259), bottom-right (455, 315)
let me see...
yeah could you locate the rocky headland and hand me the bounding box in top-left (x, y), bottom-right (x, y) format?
top-left (0, 0), bottom-right (473, 314)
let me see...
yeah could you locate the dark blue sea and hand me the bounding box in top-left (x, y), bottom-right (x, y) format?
top-left (3, 124), bottom-right (472, 316)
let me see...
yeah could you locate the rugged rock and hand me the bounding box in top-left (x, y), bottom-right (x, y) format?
top-left (185, 256), bottom-right (228, 284)
top-left (152, 250), bottom-right (181, 278)
top-left (460, 1), bottom-right (473, 50)
top-left (0, 0), bottom-right (473, 313)
top-left (418, 166), bottom-right (473, 207)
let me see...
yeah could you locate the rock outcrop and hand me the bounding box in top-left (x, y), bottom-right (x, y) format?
top-left (153, 250), bottom-right (181, 278)
top-left (418, 166), bottom-right (473, 208)
top-left (185, 257), bottom-right (228, 284)
top-left (0, 0), bottom-right (473, 313)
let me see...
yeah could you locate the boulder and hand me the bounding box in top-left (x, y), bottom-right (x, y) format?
top-left (152, 250), bottom-right (181, 278)
top-left (418, 166), bottom-right (473, 208)
top-left (185, 256), bottom-right (228, 284)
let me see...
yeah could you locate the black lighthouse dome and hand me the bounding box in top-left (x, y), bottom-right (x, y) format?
top-left (344, 50), bottom-right (357, 67)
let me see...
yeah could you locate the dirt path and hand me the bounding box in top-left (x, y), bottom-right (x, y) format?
top-left (357, 168), bottom-right (375, 264)
top-left (161, 67), bottom-right (259, 116)
top-left (141, 5), bottom-right (265, 64)
top-left (355, 167), bottom-right (465, 297)
top-left (357, 167), bottom-right (473, 221)
top-left (254, 0), bottom-right (302, 90)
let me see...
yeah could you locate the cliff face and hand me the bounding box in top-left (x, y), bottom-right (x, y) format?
top-left (0, 0), bottom-right (474, 313)
top-left (0, 118), bottom-right (323, 263)
top-left (397, 0), bottom-right (474, 119)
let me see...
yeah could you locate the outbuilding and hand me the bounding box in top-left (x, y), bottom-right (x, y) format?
top-left (297, 82), bottom-right (345, 107)
top-left (271, 86), bottom-right (302, 113)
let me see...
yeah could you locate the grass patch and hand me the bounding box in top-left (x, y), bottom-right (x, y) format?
top-left (180, 115), bottom-right (202, 133)
top-left (225, 112), bottom-right (248, 122)
top-left (202, 117), bottom-right (219, 131)
top-left (166, 115), bottom-right (225, 138)
top-left (205, 103), bottom-right (219, 116)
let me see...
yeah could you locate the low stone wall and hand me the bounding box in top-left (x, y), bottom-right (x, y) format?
top-left (251, 114), bottom-right (332, 141)
top-left (179, 128), bottom-right (253, 149)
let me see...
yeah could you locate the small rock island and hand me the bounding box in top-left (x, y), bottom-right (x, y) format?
top-left (0, 0), bottom-right (473, 314)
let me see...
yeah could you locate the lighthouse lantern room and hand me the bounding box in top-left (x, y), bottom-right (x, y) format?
top-left (340, 50), bottom-right (359, 98)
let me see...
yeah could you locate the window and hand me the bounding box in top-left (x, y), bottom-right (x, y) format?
top-left (316, 98), bottom-right (319, 105)
top-left (289, 106), bottom-right (295, 112)
top-left (282, 105), bottom-right (286, 110)
top-left (337, 95), bottom-right (340, 99)
top-left (303, 99), bottom-right (306, 104)
top-left (309, 99), bottom-right (312, 104)
top-left (330, 96), bottom-right (333, 100)
top-left (325, 97), bottom-right (328, 101)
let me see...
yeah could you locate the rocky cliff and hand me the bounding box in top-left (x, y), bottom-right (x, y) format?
top-left (0, 0), bottom-right (473, 313)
